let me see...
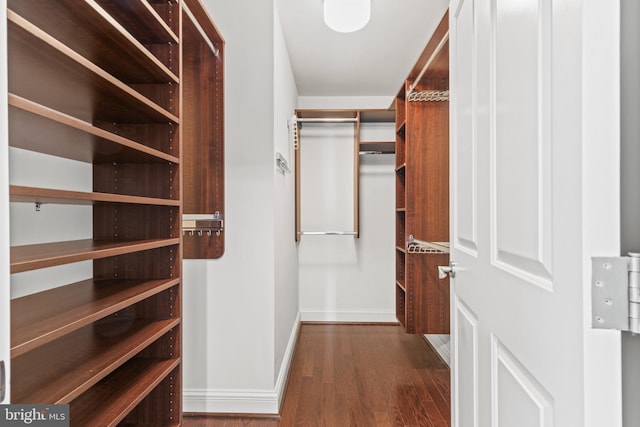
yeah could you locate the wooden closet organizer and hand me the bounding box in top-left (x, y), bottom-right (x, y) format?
top-left (294, 109), bottom-right (395, 241)
top-left (6, 0), bottom-right (223, 424)
top-left (395, 10), bottom-right (450, 334)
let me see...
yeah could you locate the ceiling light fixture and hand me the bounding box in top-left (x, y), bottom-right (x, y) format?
top-left (324, 0), bottom-right (370, 33)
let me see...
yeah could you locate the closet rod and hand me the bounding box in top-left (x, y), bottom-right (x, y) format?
top-left (297, 231), bottom-right (358, 236)
top-left (296, 117), bottom-right (358, 123)
top-left (183, 2), bottom-right (220, 58)
top-left (408, 30), bottom-right (449, 95)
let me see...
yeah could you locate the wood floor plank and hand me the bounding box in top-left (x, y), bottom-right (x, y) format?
top-left (184, 324), bottom-right (451, 426)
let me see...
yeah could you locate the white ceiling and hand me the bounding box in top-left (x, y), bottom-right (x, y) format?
top-left (276, 0), bottom-right (450, 97)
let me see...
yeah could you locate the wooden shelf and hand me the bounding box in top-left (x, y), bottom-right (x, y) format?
top-left (9, 95), bottom-right (179, 163)
top-left (5, 0), bottom-right (222, 423)
top-left (11, 319), bottom-right (179, 403)
top-left (359, 141), bottom-right (395, 154)
top-left (8, 12), bottom-right (178, 125)
top-left (10, 238), bottom-right (180, 273)
top-left (96, 0), bottom-right (179, 44)
top-left (8, 0), bottom-right (178, 85)
top-left (11, 278), bottom-right (180, 357)
top-left (70, 358), bottom-right (180, 427)
top-left (10, 185), bottom-right (180, 206)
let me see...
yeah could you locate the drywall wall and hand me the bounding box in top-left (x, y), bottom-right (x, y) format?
top-left (273, 0), bottom-right (300, 389)
top-left (182, 0), bottom-right (300, 413)
top-left (297, 97), bottom-right (396, 322)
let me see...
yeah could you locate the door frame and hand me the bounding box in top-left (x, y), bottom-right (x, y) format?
top-left (582, 1), bottom-right (622, 426)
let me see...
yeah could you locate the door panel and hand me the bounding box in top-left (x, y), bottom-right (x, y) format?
top-left (452, 0), bottom-right (479, 256)
top-left (492, 0), bottom-right (553, 288)
top-left (492, 337), bottom-right (553, 427)
top-left (450, 0), bottom-right (621, 426)
top-left (452, 296), bottom-right (478, 427)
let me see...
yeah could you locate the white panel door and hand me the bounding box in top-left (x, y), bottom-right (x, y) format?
top-left (449, 1), bottom-right (622, 426)
top-left (0, 0), bottom-right (10, 404)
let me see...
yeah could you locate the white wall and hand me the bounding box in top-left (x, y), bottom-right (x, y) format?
top-left (182, 0), bottom-right (300, 414)
top-left (0, 0), bottom-right (10, 403)
top-left (297, 96), bottom-right (396, 322)
top-left (273, 0), bottom-right (300, 391)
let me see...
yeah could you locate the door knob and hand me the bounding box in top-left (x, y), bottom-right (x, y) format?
top-left (438, 261), bottom-right (457, 279)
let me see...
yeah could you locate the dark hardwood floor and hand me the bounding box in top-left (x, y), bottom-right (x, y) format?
top-left (184, 323), bottom-right (451, 427)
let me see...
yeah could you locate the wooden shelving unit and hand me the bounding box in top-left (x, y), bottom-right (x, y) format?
top-left (2, 0), bottom-right (217, 424)
top-left (394, 10), bottom-right (450, 335)
top-left (294, 108), bottom-right (395, 241)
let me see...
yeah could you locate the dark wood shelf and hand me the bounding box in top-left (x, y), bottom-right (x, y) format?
top-left (8, 12), bottom-right (178, 125)
top-left (9, 95), bottom-right (179, 163)
top-left (8, 0), bottom-right (178, 85)
top-left (5, 0), bottom-right (221, 423)
top-left (359, 141), bottom-right (395, 154)
top-left (396, 281), bottom-right (406, 292)
top-left (10, 238), bottom-right (180, 273)
top-left (96, 0), bottom-right (179, 44)
top-left (11, 278), bottom-right (180, 357)
top-left (10, 185), bottom-right (180, 207)
top-left (70, 358), bottom-right (180, 427)
top-left (11, 319), bottom-right (179, 403)
top-left (396, 121), bottom-right (406, 135)
top-left (359, 109), bottom-right (395, 123)
top-left (395, 164), bottom-right (406, 172)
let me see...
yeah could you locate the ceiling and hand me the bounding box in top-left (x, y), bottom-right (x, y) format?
top-left (276, 0), bottom-right (450, 97)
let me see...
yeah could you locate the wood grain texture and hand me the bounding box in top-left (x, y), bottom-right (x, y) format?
top-left (10, 238), bottom-right (179, 273)
top-left (182, 2), bottom-right (225, 259)
top-left (184, 324), bottom-right (450, 427)
top-left (11, 278), bottom-right (180, 357)
top-left (395, 12), bottom-right (450, 335)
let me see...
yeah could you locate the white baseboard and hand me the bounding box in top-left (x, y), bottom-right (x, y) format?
top-left (424, 334), bottom-right (451, 366)
top-left (300, 309), bottom-right (396, 323)
top-left (183, 312), bottom-right (301, 414)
